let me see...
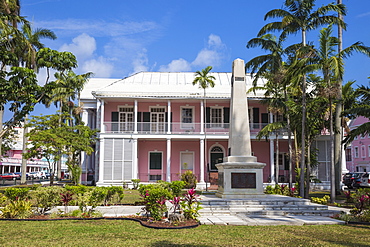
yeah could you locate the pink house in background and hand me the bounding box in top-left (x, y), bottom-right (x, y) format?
top-left (346, 116), bottom-right (370, 172)
top-left (79, 71), bottom-right (335, 189)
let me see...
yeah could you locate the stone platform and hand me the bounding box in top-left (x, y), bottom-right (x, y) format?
top-left (198, 194), bottom-right (348, 226)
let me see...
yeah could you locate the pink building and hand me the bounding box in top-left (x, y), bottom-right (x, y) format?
top-left (346, 116), bottom-right (370, 172)
top-left (0, 126), bottom-right (49, 174)
top-left (80, 71), bottom-right (335, 189)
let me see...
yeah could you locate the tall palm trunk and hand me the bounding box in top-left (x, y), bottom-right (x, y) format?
top-left (20, 114), bottom-right (28, 184)
top-left (334, 0), bottom-right (344, 197)
top-left (300, 29), bottom-right (308, 198)
top-left (305, 142), bottom-right (311, 198)
top-left (330, 98), bottom-right (336, 202)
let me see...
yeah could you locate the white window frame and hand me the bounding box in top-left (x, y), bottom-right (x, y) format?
top-left (368, 145), bottom-right (370, 158)
top-left (354, 146), bottom-right (359, 158)
top-left (149, 106), bottom-right (166, 133)
top-left (361, 145), bottom-right (366, 158)
top-left (148, 151), bottom-right (163, 170)
top-left (210, 106), bottom-right (223, 128)
top-left (180, 151), bottom-right (194, 170)
top-left (118, 106), bottom-right (134, 132)
top-left (180, 106), bottom-right (195, 129)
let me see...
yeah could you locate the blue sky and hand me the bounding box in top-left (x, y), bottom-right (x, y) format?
top-left (10, 0), bottom-right (370, 117)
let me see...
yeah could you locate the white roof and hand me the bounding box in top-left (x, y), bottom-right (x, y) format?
top-left (80, 72), bottom-right (267, 100)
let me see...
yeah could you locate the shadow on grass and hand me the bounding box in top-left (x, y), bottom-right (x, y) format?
top-left (150, 241), bottom-right (211, 247)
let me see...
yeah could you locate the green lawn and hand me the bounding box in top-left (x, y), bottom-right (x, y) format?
top-left (1, 220), bottom-right (369, 247)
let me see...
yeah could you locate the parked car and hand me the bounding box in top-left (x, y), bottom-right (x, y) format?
top-left (343, 172), bottom-right (364, 189)
top-left (27, 172), bottom-right (39, 179)
top-left (360, 173), bottom-right (370, 188)
top-left (14, 172), bottom-right (28, 180)
top-left (0, 173), bottom-right (20, 180)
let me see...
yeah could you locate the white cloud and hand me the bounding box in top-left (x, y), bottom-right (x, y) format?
top-left (159, 58), bottom-right (191, 72)
top-left (192, 34), bottom-right (226, 68)
top-left (82, 57), bottom-right (114, 78)
top-left (208, 34), bottom-right (224, 48)
top-left (59, 33), bottom-right (96, 60)
top-left (159, 34), bottom-right (227, 71)
top-left (37, 19), bottom-right (160, 37)
top-left (357, 12), bottom-right (370, 18)
top-left (132, 49), bottom-right (149, 74)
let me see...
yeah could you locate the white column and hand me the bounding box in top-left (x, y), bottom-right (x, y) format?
top-left (200, 101), bottom-right (204, 134)
top-left (134, 100), bottom-right (138, 134)
top-left (80, 110), bottom-right (89, 183)
top-left (132, 138), bottom-right (138, 179)
top-left (270, 139), bottom-right (275, 184)
top-left (167, 100), bottom-right (171, 134)
top-left (97, 138), bottom-right (105, 185)
top-left (100, 100), bottom-right (105, 133)
top-left (200, 138), bottom-right (205, 183)
top-left (342, 141), bottom-right (349, 173)
top-left (166, 138), bottom-right (171, 182)
top-left (269, 112), bottom-right (275, 184)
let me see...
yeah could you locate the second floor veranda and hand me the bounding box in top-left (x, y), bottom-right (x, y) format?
top-left (102, 121), bottom-right (269, 135)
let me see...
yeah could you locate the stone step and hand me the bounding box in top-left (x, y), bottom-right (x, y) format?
top-left (201, 204), bottom-right (328, 211)
top-left (199, 208), bottom-right (341, 217)
top-left (201, 200), bottom-right (312, 206)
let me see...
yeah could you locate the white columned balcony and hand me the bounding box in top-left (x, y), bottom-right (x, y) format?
top-left (167, 138), bottom-right (171, 182)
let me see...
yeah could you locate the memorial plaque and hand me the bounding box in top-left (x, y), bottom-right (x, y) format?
top-left (231, 173), bottom-right (256, 188)
top-left (218, 172), bottom-right (224, 189)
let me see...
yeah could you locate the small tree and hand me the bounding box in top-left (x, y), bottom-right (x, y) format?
top-left (24, 113), bottom-right (97, 185)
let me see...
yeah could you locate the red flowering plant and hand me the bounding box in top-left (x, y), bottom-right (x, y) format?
top-left (180, 188), bottom-right (202, 220)
top-left (60, 191), bottom-right (74, 214)
top-left (169, 196), bottom-right (181, 214)
top-left (138, 184), bottom-right (172, 221)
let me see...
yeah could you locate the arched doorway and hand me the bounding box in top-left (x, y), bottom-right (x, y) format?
top-left (210, 146), bottom-right (224, 171)
top-left (208, 145), bottom-right (224, 189)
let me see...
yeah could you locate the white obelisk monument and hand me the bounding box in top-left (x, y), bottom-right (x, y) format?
top-left (216, 58), bottom-right (266, 198)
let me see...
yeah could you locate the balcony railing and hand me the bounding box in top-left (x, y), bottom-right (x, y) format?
top-left (103, 122), bottom-right (268, 135)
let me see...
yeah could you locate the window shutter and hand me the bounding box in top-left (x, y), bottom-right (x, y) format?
top-left (205, 107), bottom-right (210, 123)
top-left (111, 112), bottom-right (119, 122)
top-left (137, 112), bottom-right (142, 131)
top-left (224, 107), bottom-right (230, 128)
top-left (253, 108), bottom-right (259, 123)
top-left (143, 112), bottom-right (150, 122)
top-left (261, 113), bottom-right (268, 123)
top-left (111, 112), bottom-right (119, 132)
top-left (206, 107), bottom-right (210, 128)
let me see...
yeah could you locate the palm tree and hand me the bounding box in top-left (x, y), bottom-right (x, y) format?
top-left (258, 0), bottom-right (346, 197)
top-left (192, 66), bottom-right (215, 185)
top-left (343, 83), bottom-right (370, 145)
top-left (303, 25), bottom-right (370, 200)
top-left (17, 23), bottom-right (56, 184)
top-left (334, 0), bottom-right (344, 197)
top-left (246, 34), bottom-right (294, 186)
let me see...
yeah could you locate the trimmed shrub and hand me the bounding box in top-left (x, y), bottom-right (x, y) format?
top-left (181, 170), bottom-right (197, 189)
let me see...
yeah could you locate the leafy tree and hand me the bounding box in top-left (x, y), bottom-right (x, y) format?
top-left (343, 83), bottom-right (370, 145)
top-left (258, 0), bottom-right (346, 197)
top-left (24, 114), bottom-right (98, 185)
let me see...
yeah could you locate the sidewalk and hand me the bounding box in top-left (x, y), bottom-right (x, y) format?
top-left (50, 205), bottom-right (346, 226)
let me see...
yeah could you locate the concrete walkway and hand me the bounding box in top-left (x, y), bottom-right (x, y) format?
top-left (50, 205), bottom-right (346, 227)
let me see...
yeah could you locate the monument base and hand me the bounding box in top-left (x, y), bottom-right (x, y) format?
top-left (215, 158), bottom-right (266, 199)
